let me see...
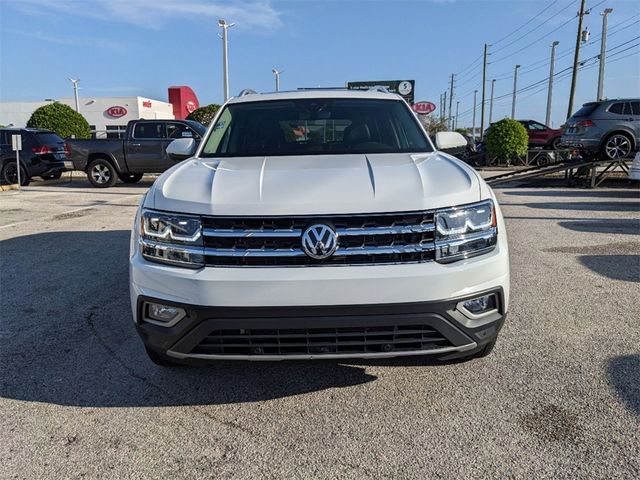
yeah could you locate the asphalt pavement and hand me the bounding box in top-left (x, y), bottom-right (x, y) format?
top-left (1, 175), bottom-right (639, 479)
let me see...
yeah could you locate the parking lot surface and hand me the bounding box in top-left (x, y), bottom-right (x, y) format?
top-left (1, 175), bottom-right (639, 479)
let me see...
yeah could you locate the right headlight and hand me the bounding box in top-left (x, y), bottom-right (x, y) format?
top-left (435, 200), bottom-right (497, 263)
top-left (139, 209), bottom-right (204, 268)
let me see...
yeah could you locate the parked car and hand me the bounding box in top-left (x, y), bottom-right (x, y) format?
top-left (517, 120), bottom-right (563, 149)
top-left (0, 128), bottom-right (68, 186)
top-left (130, 88), bottom-right (510, 366)
top-left (484, 120), bottom-right (563, 150)
top-left (67, 119), bottom-right (206, 187)
top-left (561, 99), bottom-right (640, 160)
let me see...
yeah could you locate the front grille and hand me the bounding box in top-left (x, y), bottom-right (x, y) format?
top-left (190, 324), bottom-right (452, 356)
top-left (201, 211), bottom-right (436, 266)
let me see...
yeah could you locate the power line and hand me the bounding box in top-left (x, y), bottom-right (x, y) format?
top-left (490, 0), bottom-right (560, 47)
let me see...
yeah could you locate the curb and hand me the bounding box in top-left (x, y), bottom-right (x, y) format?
top-left (0, 183), bottom-right (20, 192)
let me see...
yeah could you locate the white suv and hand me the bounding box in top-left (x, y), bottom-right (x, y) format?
top-left (129, 89), bottom-right (510, 366)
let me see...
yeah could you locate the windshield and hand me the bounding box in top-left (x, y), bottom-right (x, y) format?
top-left (572, 103), bottom-right (598, 118)
top-left (201, 98), bottom-right (433, 157)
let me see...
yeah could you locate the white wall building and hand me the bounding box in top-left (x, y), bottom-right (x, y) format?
top-left (0, 96), bottom-right (174, 138)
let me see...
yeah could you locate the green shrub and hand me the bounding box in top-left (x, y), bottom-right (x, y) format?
top-left (455, 128), bottom-right (469, 136)
top-left (26, 103), bottom-right (91, 139)
top-left (485, 118), bottom-right (528, 160)
top-left (186, 104), bottom-right (221, 126)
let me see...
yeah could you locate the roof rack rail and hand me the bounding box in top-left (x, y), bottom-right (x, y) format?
top-left (238, 89), bottom-right (257, 96)
top-left (367, 86), bottom-right (391, 94)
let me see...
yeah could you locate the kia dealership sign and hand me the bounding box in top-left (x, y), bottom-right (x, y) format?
top-left (105, 106), bottom-right (127, 118)
top-left (186, 100), bottom-right (197, 113)
top-left (412, 102), bottom-right (436, 115)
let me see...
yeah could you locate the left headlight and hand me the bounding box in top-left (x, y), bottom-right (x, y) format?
top-left (139, 209), bottom-right (204, 268)
top-left (435, 200), bottom-right (497, 263)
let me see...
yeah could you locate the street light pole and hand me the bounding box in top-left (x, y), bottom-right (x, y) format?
top-left (546, 41), bottom-right (560, 127)
top-left (489, 79), bottom-right (495, 124)
top-left (272, 68), bottom-right (283, 92)
top-left (68, 78), bottom-right (80, 112)
top-left (443, 90), bottom-right (447, 125)
top-left (218, 19), bottom-right (236, 102)
top-left (448, 73), bottom-right (455, 129)
top-left (597, 8), bottom-right (613, 101)
top-left (472, 89), bottom-right (478, 141)
top-left (480, 43), bottom-right (489, 139)
top-left (511, 64), bottom-right (521, 119)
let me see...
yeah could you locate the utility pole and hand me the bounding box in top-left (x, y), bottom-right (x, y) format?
top-left (597, 8), bottom-right (614, 101)
top-left (489, 79), bottom-right (496, 124)
top-left (439, 93), bottom-right (443, 122)
top-left (448, 73), bottom-right (455, 129)
top-left (455, 101), bottom-right (459, 130)
top-left (68, 78), bottom-right (80, 112)
top-left (480, 43), bottom-right (489, 139)
top-left (443, 90), bottom-right (447, 126)
top-left (511, 64), bottom-right (521, 119)
top-left (272, 68), bottom-right (283, 92)
top-left (472, 89), bottom-right (478, 141)
top-left (567, 0), bottom-right (587, 118)
top-left (218, 19), bottom-right (236, 102)
top-left (546, 41), bottom-right (560, 126)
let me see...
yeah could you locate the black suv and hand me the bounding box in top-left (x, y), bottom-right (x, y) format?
top-left (561, 99), bottom-right (640, 160)
top-left (0, 128), bottom-right (68, 185)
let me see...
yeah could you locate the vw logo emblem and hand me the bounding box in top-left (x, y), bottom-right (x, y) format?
top-left (301, 224), bottom-right (338, 260)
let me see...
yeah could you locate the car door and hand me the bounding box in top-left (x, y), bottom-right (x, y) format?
top-left (526, 121), bottom-right (547, 146)
top-left (125, 122), bottom-right (165, 173)
top-left (162, 122), bottom-right (200, 168)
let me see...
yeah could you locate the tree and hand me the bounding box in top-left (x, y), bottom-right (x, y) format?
top-left (186, 104), bottom-right (221, 126)
top-left (418, 114), bottom-right (448, 135)
top-left (26, 102), bottom-right (91, 139)
top-left (455, 128), bottom-right (469, 136)
top-left (485, 118), bottom-right (528, 161)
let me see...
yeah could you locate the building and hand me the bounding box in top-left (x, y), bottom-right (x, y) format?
top-left (0, 86), bottom-right (200, 139)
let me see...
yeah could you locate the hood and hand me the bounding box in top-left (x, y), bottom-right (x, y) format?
top-left (150, 153), bottom-right (481, 215)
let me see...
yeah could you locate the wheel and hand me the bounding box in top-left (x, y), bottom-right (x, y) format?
top-left (1, 161), bottom-right (30, 186)
top-left (145, 346), bottom-right (182, 367)
top-left (87, 158), bottom-right (117, 188)
top-left (550, 137), bottom-right (562, 150)
top-left (41, 172), bottom-right (62, 180)
top-left (602, 133), bottom-right (633, 160)
top-left (117, 173), bottom-right (143, 184)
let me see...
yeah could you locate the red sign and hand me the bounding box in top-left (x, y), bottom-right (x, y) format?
top-left (412, 101), bottom-right (437, 115)
top-left (106, 106), bottom-right (127, 118)
top-left (186, 100), bottom-right (197, 113)
top-left (142, 100), bottom-right (152, 108)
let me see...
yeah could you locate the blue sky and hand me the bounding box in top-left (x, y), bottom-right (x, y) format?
top-left (1, 0), bottom-right (638, 127)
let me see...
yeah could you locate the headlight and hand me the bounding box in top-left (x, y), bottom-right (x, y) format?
top-left (139, 210), bottom-right (204, 268)
top-left (435, 200), bottom-right (497, 263)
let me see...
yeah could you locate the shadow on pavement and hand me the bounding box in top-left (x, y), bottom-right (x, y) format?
top-left (578, 255), bottom-right (640, 283)
top-left (559, 219), bottom-right (640, 235)
top-left (501, 201), bottom-right (639, 213)
top-left (607, 355), bottom-right (640, 418)
top-left (0, 230), bottom-right (377, 408)
top-left (503, 189), bottom-right (640, 199)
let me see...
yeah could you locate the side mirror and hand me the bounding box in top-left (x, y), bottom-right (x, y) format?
top-left (434, 131), bottom-right (468, 151)
top-left (166, 138), bottom-right (196, 161)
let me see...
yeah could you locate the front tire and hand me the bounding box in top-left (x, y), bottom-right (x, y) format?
top-left (1, 161), bottom-right (30, 186)
top-left (603, 133), bottom-right (633, 160)
top-left (117, 173), bottom-right (143, 184)
top-left (87, 158), bottom-right (117, 188)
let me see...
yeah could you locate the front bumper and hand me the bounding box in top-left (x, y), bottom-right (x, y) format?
top-left (135, 290), bottom-right (506, 361)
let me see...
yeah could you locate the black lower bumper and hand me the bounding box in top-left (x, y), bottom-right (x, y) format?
top-left (135, 289), bottom-right (506, 361)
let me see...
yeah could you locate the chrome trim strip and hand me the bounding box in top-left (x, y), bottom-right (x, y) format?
top-left (338, 244), bottom-right (435, 255)
top-left (202, 224), bottom-right (435, 238)
top-left (336, 224), bottom-right (435, 236)
top-left (167, 342), bottom-right (477, 361)
top-left (203, 228), bottom-right (302, 238)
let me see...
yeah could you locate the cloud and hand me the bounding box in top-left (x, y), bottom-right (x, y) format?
top-left (6, 29), bottom-right (127, 52)
top-left (12, 0), bottom-right (283, 31)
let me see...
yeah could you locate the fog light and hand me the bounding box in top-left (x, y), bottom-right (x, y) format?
top-left (144, 302), bottom-right (186, 327)
top-left (459, 294), bottom-right (498, 318)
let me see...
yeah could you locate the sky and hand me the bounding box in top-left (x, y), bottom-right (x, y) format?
top-left (1, 0), bottom-right (639, 128)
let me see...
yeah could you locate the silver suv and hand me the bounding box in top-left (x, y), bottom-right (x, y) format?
top-left (561, 99), bottom-right (640, 160)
